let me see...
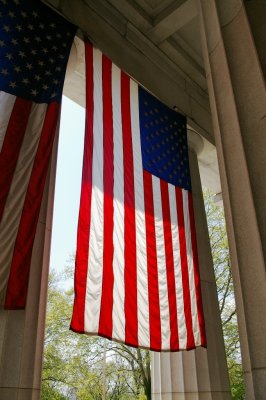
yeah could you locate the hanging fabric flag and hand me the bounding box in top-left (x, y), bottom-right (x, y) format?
top-left (0, 0), bottom-right (76, 309)
top-left (71, 41), bottom-right (206, 351)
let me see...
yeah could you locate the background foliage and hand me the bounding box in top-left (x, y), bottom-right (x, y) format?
top-left (204, 189), bottom-right (245, 399)
top-left (42, 266), bottom-right (150, 400)
top-left (41, 190), bottom-right (244, 399)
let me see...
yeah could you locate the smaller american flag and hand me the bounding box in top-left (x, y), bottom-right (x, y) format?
top-left (0, 0), bottom-right (76, 309)
top-left (71, 42), bottom-right (206, 351)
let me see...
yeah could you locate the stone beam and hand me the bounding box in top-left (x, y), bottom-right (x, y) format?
top-left (147, 0), bottom-right (197, 44)
top-left (158, 38), bottom-right (206, 90)
top-left (43, 0), bottom-right (214, 144)
top-left (106, 0), bottom-right (152, 32)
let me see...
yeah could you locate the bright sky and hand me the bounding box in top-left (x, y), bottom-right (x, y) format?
top-left (49, 96), bottom-right (85, 273)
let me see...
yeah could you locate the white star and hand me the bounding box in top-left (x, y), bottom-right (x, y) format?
top-left (14, 66), bottom-right (21, 72)
top-left (50, 23), bottom-right (55, 28)
top-left (32, 11), bottom-right (38, 18)
top-left (26, 63), bottom-right (33, 70)
top-left (13, 0), bottom-right (20, 4)
top-left (0, 40), bottom-right (5, 47)
top-left (31, 89), bottom-right (38, 96)
top-left (31, 49), bottom-right (37, 55)
top-left (53, 79), bottom-right (59, 84)
top-left (28, 24), bottom-right (34, 30)
top-left (3, 25), bottom-right (11, 32)
top-left (19, 51), bottom-right (26, 58)
top-left (42, 48), bottom-right (48, 54)
top-left (21, 11), bottom-right (27, 18)
top-left (46, 35), bottom-right (52, 40)
top-left (34, 74), bottom-right (41, 81)
top-left (11, 39), bottom-right (18, 45)
top-left (22, 78), bottom-right (29, 84)
top-left (66, 32), bottom-right (71, 36)
top-left (49, 58), bottom-right (54, 64)
top-left (8, 11), bottom-right (15, 18)
top-left (56, 33), bottom-right (61, 38)
top-left (16, 25), bottom-right (23, 31)
top-left (9, 81), bottom-right (17, 88)
top-left (45, 70), bottom-right (51, 76)
top-left (52, 45), bottom-right (58, 51)
top-left (55, 66), bottom-right (61, 72)
top-left (39, 23), bottom-right (44, 29)
top-left (23, 37), bottom-right (30, 44)
top-left (59, 54), bottom-right (64, 59)
top-left (35, 36), bottom-right (41, 43)
top-left (0, 0), bottom-right (7, 4)
top-left (38, 61), bottom-right (44, 66)
top-left (62, 43), bottom-right (67, 48)
top-left (42, 84), bottom-right (49, 90)
top-left (1, 68), bottom-right (8, 75)
top-left (5, 53), bottom-right (13, 60)
top-left (51, 92), bottom-right (57, 98)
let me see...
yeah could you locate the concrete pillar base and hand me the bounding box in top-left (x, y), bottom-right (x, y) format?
top-left (153, 391), bottom-right (232, 400)
top-left (0, 388), bottom-right (40, 400)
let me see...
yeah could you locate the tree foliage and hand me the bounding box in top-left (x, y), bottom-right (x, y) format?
top-left (42, 190), bottom-right (245, 399)
top-left (41, 269), bottom-right (150, 399)
top-left (204, 189), bottom-right (245, 400)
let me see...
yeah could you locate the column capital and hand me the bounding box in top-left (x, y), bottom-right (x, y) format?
top-left (187, 128), bottom-right (204, 155)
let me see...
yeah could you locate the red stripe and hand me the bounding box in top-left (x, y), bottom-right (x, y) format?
top-left (70, 42), bottom-right (94, 331)
top-left (188, 191), bottom-right (206, 346)
top-left (0, 98), bottom-right (32, 222)
top-left (143, 171), bottom-right (161, 350)
top-left (4, 102), bottom-right (60, 309)
top-left (175, 187), bottom-right (195, 349)
top-left (98, 55), bottom-right (114, 338)
top-left (160, 180), bottom-right (179, 350)
top-left (121, 72), bottom-right (138, 347)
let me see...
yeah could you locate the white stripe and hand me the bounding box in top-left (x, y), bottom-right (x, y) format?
top-left (0, 92), bottom-right (16, 152)
top-left (111, 64), bottom-right (125, 342)
top-left (152, 175), bottom-right (170, 350)
top-left (84, 48), bottom-right (104, 333)
top-left (130, 80), bottom-right (150, 348)
top-left (0, 102), bottom-right (47, 303)
top-left (168, 184), bottom-right (187, 349)
top-left (182, 189), bottom-right (201, 345)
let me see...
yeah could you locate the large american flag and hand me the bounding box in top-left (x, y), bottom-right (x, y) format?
top-left (71, 42), bottom-right (206, 351)
top-left (0, 0), bottom-right (75, 309)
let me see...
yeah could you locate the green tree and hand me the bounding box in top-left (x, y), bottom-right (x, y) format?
top-left (42, 270), bottom-right (103, 399)
top-left (204, 189), bottom-right (245, 400)
top-left (42, 191), bottom-right (242, 399)
top-left (41, 269), bottom-right (150, 399)
top-left (107, 344), bottom-right (150, 399)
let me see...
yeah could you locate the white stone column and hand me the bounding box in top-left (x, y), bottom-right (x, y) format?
top-left (197, 1), bottom-right (266, 398)
top-left (151, 130), bottom-right (231, 400)
top-left (161, 352), bottom-right (174, 400)
top-left (244, 0), bottom-right (266, 81)
top-left (170, 352), bottom-right (185, 400)
top-left (152, 352), bottom-right (162, 400)
top-left (0, 42), bottom-right (77, 400)
top-left (0, 130), bottom-right (59, 400)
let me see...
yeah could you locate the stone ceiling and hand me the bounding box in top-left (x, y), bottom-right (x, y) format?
top-left (43, 0), bottom-right (221, 193)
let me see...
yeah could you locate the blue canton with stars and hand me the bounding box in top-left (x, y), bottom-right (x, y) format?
top-left (139, 87), bottom-right (191, 191)
top-left (0, 0), bottom-right (76, 103)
